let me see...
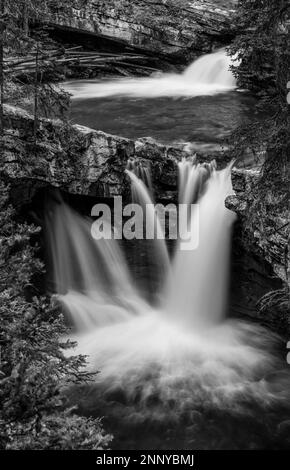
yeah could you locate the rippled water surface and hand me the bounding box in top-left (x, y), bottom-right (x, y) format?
top-left (65, 82), bottom-right (257, 153)
top-left (57, 60), bottom-right (284, 450)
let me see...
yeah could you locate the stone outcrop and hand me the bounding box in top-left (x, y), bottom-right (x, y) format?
top-left (2, 105), bottom-right (288, 306)
top-left (2, 105), bottom-right (231, 202)
top-left (51, 0), bottom-right (237, 62)
top-left (227, 183), bottom-right (289, 286)
top-left (228, 184), bottom-right (289, 333)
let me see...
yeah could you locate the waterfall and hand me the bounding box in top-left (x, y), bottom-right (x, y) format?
top-left (47, 161), bottom-right (235, 330)
top-left (47, 161), bottom-right (235, 328)
top-left (46, 202), bottom-right (145, 331)
top-left (45, 44), bottom-right (290, 428)
top-left (127, 158), bottom-right (154, 198)
top-left (163, 162), bottom-right (236, 328)
top-left (125, 168), bottom-right (171, 281)
top-left (183, 49), bottom-right (236, 88)
top-left (46, 163), bottom-right (289, 417)
top-left (63, 49), bottom-right (237, 99)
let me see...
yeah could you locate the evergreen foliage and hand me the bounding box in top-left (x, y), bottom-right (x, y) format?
top-left (0, 181), bottom-right (112, 449)
top-left (229, 0), bottom-right (290, 174)
top-left (228, 0), bottom-right (289, 317)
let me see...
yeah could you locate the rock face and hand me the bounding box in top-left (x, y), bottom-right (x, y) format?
top-left (2, 105), bottom-right (288, 313)
top-left (226, 173), bottom-right (289, 333)
top-left (51, 0), bottom-right (237, 62)
top-left (2, 105), bottom-right (231, 203)
top-left (227, 183), bottom-right (289, 286)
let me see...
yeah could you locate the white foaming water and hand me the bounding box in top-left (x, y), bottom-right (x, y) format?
top-left (63, 49), bottom-right (237, 100)
top-left (46, 203), bottom-right (144, 331)
top-left (163, 161), bottom-right (236, 328)
top-left (127, 158), bottom-right (154, 198)
top-left (47, 162), bottom-right (290, 417)
top-left (125, 168), bottom-right (171, 279)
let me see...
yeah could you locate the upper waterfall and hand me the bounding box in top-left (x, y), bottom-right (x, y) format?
top-left (63, 49), bottom-right (238, 100)
top-left (183, 49), bottom-right (237, 88)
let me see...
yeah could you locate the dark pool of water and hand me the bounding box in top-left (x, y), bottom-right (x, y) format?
top-left (68, 383), bottom-right (290, 450)
top-left (24, 189), bottom-right (290, 450)
top-left (68, 90), bottom-right (258, 151)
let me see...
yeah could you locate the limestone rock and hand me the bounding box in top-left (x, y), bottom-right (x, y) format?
top-left (2, 105), bottom-right (288, 291)
top-left (50, 0), bottom-right (237, 62)
top-left (2, 105), bottom-right (228, 203)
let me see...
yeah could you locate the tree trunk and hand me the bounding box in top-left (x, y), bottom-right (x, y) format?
top-left (33, 42), bottom-right (39, 144)
top-left (0, 0), bottom-right (5, 157)
top-left (23, 1), bottom-right (29, 36)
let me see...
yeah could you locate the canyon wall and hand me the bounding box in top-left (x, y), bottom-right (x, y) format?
top-left (2, 105), bottom-right (287, 294)
top-left (2, 105), bottom-right (231, 201)
top-left (51, 0), bottom-right (237, 62)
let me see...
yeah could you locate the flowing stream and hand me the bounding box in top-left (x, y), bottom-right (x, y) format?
top-left (46, 49), bottom-right (290, 449)
top-left (64, 49), bottom-right (237, 100)
top-left (46, 161), bottom-right (290, 449)
top-left (63, 49), bottom-right (259, 161)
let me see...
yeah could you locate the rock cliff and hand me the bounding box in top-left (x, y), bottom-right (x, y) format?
top-left (51, 0), bottom-right (237, 62)
top-left (2, 105), bottom-right (231, 201)
top-left (2, 105), bottom-right (287, 289)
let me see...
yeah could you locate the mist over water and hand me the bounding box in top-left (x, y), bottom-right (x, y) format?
top-left (163, 161), bottom-right (236, 328)
top-left (63, 49), bottom-right (258, 164)
top-left (47, 162), bottom-right (290, 434)
top-left (48, 50), bottom-right (289, 447)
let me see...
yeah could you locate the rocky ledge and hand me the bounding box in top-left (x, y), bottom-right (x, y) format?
top-left (2, 105), bottom-right (233, 201)
top-left (50, 0), bottom-right (237, 62)
top-left (227, 189), bottom-right (289, 286)
top-left (2, 105), bottom-right (288, 329)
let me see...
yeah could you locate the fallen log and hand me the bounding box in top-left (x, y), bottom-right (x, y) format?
top-left (6, 53), bottom-right (148, 70)
top-left (114, 61), bottom-right (159, 72)
top-left (112, 66), bottom-right (133, 77)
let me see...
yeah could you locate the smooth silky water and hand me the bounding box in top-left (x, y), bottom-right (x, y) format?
top-left (46, 161), bottom-right (290, 450)
top-left (63, 49), bottom-right (259, 162)
top-left (47, 50), bottom-right (290, 449)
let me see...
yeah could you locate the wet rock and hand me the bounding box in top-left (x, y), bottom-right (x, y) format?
top-left (226, 168), bottom-right (289, 285)
top-left (50, 0), bottom-right (237, 63)
top-left (2, 105), bottom-right (288, 302)
top-left (226, 195), bottom-right (247, 213)
top-left (3, 105), bottom-right (134, 200)
top-left (2, 105), bottom-right (228, 203)
top-left (278, 420), bottom-right (290, 437)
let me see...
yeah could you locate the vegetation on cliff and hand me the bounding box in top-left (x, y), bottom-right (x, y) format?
top-left (0, 0), bottom-right (111, 450)
top-left (0, 0), bottom-right (289, 450)
top-left (229, 0), bottom-right (289, 317)
top-left (229, 0), bottom-right (290, 170)
top-left (0, 0), bottom-right (72, 145)
top-left (0, 180), bottom-right (112, 449)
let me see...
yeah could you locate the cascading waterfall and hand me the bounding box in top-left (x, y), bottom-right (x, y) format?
top-left (127, 158), bottom-right (153, 197)
top-left (46, 161), bottom-right (290, 420)
top-left (46, 202), bottom-right (146, 331)
top-left (125, 167), bottom-right (171, 280)
top-left (163, 160), bottom-right (236, 328)
top-left (178, 157), bottom-right (217, 205)
top-left (183, 49), bottom-right (236, 88)
top-left (63, 49), bottom-right (238, 100)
